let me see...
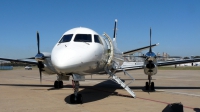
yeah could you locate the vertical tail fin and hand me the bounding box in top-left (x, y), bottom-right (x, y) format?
top-left (113, 19), bottom-right (118, 48)
top-left (113, 19), bottom-right (117, 40)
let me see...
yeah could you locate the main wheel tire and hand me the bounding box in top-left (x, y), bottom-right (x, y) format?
top-left (70, 94), bottom-right (75, 104)
top-left (59, 81), bottom-right (63, 88)
top-left (77, 94), bottom-right (83, 104)
top-left (151, 82), bottom-right (155, 90)
top-left (145, 82), bottom-right (149, 90)
top-left (54, 81), bottom-right (59, 88)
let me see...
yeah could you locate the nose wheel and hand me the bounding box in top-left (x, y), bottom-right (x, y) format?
top-left (70, 80), bottom-right (83, 104)
top-left (145, 75), bottom-right (155, 91)
top-left (70, 93), bottom-right (82, 104)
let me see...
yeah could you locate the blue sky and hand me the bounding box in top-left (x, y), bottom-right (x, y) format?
top-left (0, 0), bottom-right (200, 58)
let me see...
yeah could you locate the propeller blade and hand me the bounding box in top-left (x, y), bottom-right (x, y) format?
top-left (26, 57), bottom-right (35, 59)
top-left (149, 28), bottom-right (152, 52)
top-left (39, 67), bottom-right (42, 83)
top-left (37, 62), bottom-right (44, 83)
top-left (37, 31), bottom-right (40, 54)
top-left (157, 56), bottom-right (181, 58)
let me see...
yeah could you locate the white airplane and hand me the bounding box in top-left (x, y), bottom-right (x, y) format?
top-left (1, 20), bottom-right (199, 104)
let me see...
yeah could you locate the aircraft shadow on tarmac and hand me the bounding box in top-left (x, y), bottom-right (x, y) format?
top-left (194, 108), bottom-right (200, 112)
top-left (64, 80), bottom-right (126, 104)
top-left (1, 79), bottom-right (200, 104)
top-left (63, 79), bottom-right (200, 104)
top-left (162, 104), bottom-right (200, 112)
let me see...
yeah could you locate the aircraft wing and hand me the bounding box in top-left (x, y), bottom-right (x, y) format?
top-left (123, 43), bottom-right (159, 55)
top-left (119, 58), bottom-right (200, 71)
top-left (157, 58), bottom-right (200, 66)
top-left (0, 58), bottom-right (38, 64)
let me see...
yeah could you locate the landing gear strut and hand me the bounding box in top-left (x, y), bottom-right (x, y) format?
top-left (70, 80), bottom-right (82, 104)
top-left (145, 75), bottom-right (155, 91)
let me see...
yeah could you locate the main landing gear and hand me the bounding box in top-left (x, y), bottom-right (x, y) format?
top-left (54, 75), bottom-right (64, 89)
top-left (70, 80), bottom-right (83, 104)
top-left (54, 81), bottom-right (63, 88)
top-left (145, 75), bottom-right (155, 91)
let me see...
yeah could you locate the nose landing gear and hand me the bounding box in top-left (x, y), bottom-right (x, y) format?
top-left (145, 75), bottom-right (155, 91)
top-left (70, 80), bottom-right (83, 104)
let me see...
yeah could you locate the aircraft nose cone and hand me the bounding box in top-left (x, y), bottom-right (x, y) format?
top-left (53, 50), bottom-right (70, 66)
top-left (51, 47), bottom-right (79, 72)
top-left (51, 43), bottom-right (101, 74)
top-left (51, 44), bottom-right (93, 74)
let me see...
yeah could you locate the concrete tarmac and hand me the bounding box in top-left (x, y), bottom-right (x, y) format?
top-left (0, 67), bottom-right (200, 112)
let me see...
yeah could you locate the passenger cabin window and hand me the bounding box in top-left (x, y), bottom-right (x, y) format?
top-left (74, 34), bottom-right (92, 42)
top-left (59, 34), bottom-right (73, 43)
top-left (94, 35), bottom-right (102, 44)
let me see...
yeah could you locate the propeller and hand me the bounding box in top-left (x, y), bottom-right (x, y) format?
top-left (23, 32), bottom-right (47, 82)
top-left (36, 32), bottom-right (44, 83)
top-left (37, 31), bottom-right (40, 54)
top-left (26, 32), bottom-right (41, 60)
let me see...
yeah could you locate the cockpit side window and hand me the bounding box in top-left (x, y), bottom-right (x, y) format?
top-left (74, 34), bottom-right (92, 42)
top-left (59, 34), bottom-right (73, 43)
top-left (94, 35), bottom-right (103, 44)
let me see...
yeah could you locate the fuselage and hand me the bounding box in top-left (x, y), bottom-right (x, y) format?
top-left (51, 27), bottom-right (123, 75)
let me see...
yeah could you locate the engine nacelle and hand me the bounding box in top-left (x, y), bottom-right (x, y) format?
top-left (41, 58), bottom-right (57, 75)
top-left (144, 63), bottom-right (157, 75)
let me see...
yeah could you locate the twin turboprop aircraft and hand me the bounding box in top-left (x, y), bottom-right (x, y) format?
top-left (1, 20), bottom-right (200, 104)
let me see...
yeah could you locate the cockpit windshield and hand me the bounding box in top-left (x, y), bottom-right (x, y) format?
top-left (74, 34), bottom-right (92, 42)
top-left (59, 34), bottom-right (73, 43)
top-left (94, 35), bottom-right (102, 44)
